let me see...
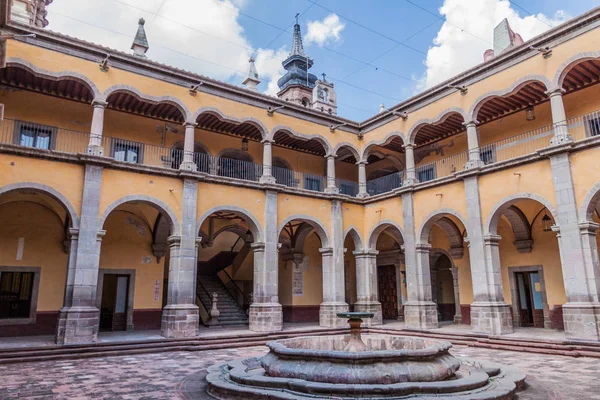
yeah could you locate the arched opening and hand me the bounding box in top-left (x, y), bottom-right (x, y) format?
top-left (278, 219), bottom-right (327, 326)
top-left (0, 186), bottom-right (77, 337)
top-left (488, 198), bottom-right (563, 330)
top-left (217, 149), bottom-right (256, 180)
top-left (301, 97), bottom-right (310, 107)
top-left (272, 128), bottom-right (328, 191)
top-left (99, 199), bottom-right (175, 332)
top-left (430, 251), bottom-right (456, 323)
top-left (196, 209), bottom-right (262, 327)
top-left (334, 145), bottom-right (360, 196)
top-left (368, 223), bottom-right (404, 323)
top-left (362, 135), bottom-right (405, 195)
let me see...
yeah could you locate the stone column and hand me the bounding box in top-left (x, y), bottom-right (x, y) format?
top-left (546, 150), bottom-right (600, 340)
top-left (179, 122), bottom-right (197, 171)
top-left (546, 88), bottom-right (572, 146)
top-left (403, 144), bottom-right (418, 186)
top-left (324, 155), bottom-right (339, 193)
top-left (356, 161), bottom-right (368, 198)
top-left (450, 267), bottom-right (462, 324)
top-left (259, 139), bottom-right (276, 184)
top-left (464, 174), bottom-right (513, 335)
top-left (464, 120), bottom-right (485, 169)
top-left (249, 190), bottom-right (282, 332)
top-left (161, 179), bottom-right (200, 338)
top-left (87, 99), bottom-right (107, 156)
top-left (56, 164), bottom-right (104, 345)
top-left (353, 250), bottom-right (382, 325)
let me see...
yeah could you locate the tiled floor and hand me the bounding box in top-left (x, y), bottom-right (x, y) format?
top-left (0, 345), bottom-right (599, 399)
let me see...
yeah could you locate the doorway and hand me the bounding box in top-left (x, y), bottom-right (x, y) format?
top-left (515, 271), bottom-right (544, 328)
top-left (100, 274), bottom-right (130, 331)
top-left (377, 265), bottom-right (398, 319)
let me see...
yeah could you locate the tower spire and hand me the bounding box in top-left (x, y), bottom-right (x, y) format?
top-left (131, 17), bottom-right (149, 58)
top-left (242, 55), bottom-right (261, 92)
top-left (291, 15), bottom-right (306, 57)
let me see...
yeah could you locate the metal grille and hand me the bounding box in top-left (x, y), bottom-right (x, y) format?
top-left (367, 172), bottom-right (403, 195)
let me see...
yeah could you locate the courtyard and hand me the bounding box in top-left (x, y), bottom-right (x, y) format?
top-left (0, 345), bottom-right (597, 399)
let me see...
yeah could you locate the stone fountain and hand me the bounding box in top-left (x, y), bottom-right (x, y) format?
top-left (204, 312), bottom-right (527, 399)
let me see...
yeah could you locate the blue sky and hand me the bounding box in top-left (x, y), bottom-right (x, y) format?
top-left (47, 0), bottom-right (599, 120)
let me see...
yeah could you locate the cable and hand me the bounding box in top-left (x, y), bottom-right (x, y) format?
top-left (507, 0), bottom-right (554, 28)
top-left (262, 1), bottom-right (317, 49)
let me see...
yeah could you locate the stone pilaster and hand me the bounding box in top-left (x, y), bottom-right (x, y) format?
top-left (259, 140), bottom-right (276, 184)
top-left (463, 120), bottom-right (485, 169)
top-left (56, 164), bottom-right (104, 345)
top-left (249, 190), bottom-right (282, 332)
top-left (403, 144), bottom-right (418, 186)
top-left (353, 249), bottom-right (382, 326)
top-left (161, 179), bottom-right (199, 338)
top-left (87, 99), bottom-right (107, 156)
top-left (324, 155), bottom-right (339, 193)
top-left (179, 122), bottom-right (198, 171)
top-left (402, 192), bottom-right (437, 329)
top-left (356, 161), bottom-right (369, 198)
top-left (450, 267), bottom-right (462, 324)
top-left (464, 175), bottom-right (513, 335)
top-left (546, 88), bottom-right (573, 145)
top-left (548, 152), bottom-right (600, 340)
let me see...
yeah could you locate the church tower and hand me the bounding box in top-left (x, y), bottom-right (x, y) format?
top-left (312, 73), bottom-right (337, 115)
top-left (10, 0), bottom-right (52, 28)
top-left (276, 16), bottom-right (318, 107)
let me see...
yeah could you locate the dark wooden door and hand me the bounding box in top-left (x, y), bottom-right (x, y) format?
top-left (377, 265), bottom-right (398, 320)
top-left (516, 272), bottom-right (534, 327)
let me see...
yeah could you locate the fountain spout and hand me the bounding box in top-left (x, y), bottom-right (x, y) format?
top-left (337, 312), bottom-right (374, 352)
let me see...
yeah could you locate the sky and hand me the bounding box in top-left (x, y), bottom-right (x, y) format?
top-left (46, 0), bottom-right (599, 121)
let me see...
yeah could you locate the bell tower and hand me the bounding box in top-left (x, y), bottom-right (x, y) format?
top-left (312, 73), bottom-right (337, 115)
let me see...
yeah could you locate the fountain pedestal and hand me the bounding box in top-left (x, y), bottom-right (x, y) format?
top-left (337, 311), bottom-right (373, 352)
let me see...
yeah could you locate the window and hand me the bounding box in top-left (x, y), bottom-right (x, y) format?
top-left (304, 176), bottom-right (322, 192)
top-left (14, 121), bottom-right (56, 150)
top-left (480, 147), bottom-right (496, 165)
top-left (585, 115), bottom-right (600, 137)
top-left (112, 139), bottom-right (143, 164)
top-left (417, 165), bottom-right (436, 182)
top-left (0, 271), bottom-right (34, 320)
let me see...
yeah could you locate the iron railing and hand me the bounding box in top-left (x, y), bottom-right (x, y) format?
top-left (336, 178), bottom-right (359, 197)
top-left (271, 165), bottom-right (326, 192)
top-left (567, 109), bottom-right (600, 141)
top-left (366, 172), bottom-right (403, 195)
top-left (478, 123), bottom-right (554, 165)
top-left (1, 119), bottom-right (89, 153)
top-left (415, 151), bottom-right (468, 183)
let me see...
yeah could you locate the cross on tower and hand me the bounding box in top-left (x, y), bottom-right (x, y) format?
top-left (321, 73), bottom-right (327, 82)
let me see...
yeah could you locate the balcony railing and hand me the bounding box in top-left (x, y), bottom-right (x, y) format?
top-left (1, 119), bottom-right (89, 154)
top-left (478, 123), bottom-right (554, 166)
top-left (336, 178), bottom-right (359, 197)
top-left (367, 172), bottom-right (403, 195)
top-left (415, 151), bottom-right (468, 183)
top-left (567, 109), bottom-right (600, 141)
top-left (272, 165), bottom-right (326, 192)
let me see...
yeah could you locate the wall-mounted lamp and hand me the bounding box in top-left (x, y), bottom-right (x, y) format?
top-left (189, 82), bottom-right (203, 96)
top-left (241, 138), bottom-right (249, 152)
top-left (330, 123), bottom-right (347, 133)
top-left (267, 105), bottom-right (285, 116)
top-left (99, 54), bottom-right (110, 72)
top-left (541, 213), bottom-right (552, 232)
top-left (526, 106), bottom-right (536, 121)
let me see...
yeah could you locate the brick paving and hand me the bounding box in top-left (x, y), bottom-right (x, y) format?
top-left (0, 345), bottom-right (598, 399)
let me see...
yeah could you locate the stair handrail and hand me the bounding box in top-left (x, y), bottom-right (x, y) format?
top-left (197, 280), bottom-right (213, 309)
top-left (221, 268), bottom-right (247, 309)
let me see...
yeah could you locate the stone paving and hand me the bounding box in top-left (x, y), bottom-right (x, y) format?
top-left (0, 345), bottom-right (598, 399)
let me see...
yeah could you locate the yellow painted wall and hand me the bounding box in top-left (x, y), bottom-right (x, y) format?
top-left (571, 146), bottom-right (600, 216)
top-left (277, 194), bottom-right (332, 234)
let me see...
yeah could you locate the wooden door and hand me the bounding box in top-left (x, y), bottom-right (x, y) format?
top-left (100, 274), bottom-right (129, 332)
top-left (516, 272), bottom-right (533, 327)
top-left (377, 265), bottom-right (398, 320)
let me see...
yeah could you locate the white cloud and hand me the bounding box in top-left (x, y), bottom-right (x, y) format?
top-left (417, 0), bottom-right (569, 91)
top-left (46, 0), bottom-right (286, 95)
top-left (305, 14), bottom-right (345, 47)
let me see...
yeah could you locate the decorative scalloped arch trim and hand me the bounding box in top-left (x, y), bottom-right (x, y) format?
top-left (468, 75), bottom-right (551, 121)
top-left (407, 107), bottom-right (468, 145)
top-left (5, 57), bottom-right (102, 99)
top-left (269, 125), bottom-right (332, 155)
top-left (103, 84), bottom-right (191, 121)
top-left (552, 52), bottom-right (600, 89)
top-left (99, 195), bottom-right (180, 232)
top-left (366, 220), bottom-right (405, 250)
top-left (417, 208), bottom-right (468, 243)
top-left (277, 214), bottom-right (331, 248)
top-left (485, 193), bottom-right (557, 235)
top-left (332, 142), bottom-right (360, 161)
top-left (360, 131), bottom-right (406, 162)
top-left (197, 205), bottom-right (264, 243)
top-left (0, 182), bottom-right (80, 228)
top-left (193, 106), bottom-right (268, 140)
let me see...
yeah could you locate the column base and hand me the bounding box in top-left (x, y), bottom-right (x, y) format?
top-left (249, 302), bottom-right (282, 332)
top-left (324, 187), bottom-right (339, 194)
top-left (55, 306), bottom-right (99, 345)
top-left (549, 133), bottom-right (573, 146)
top-left (356, 192), bottom-right (369, 199)
top-left (353, 301), bottom-right (382, 326)
top-left (86, 145), bottom-right (104, 156)
top-left (319, 302), bottom-right (349, 328)
top-left (403, 178), bottom-right (419, 186)
top-left (470, 302), bottom-right (513, 335)
top-left (161, 304), bottom-right (199, 338)
top-left (403, 301), bottom-right (438, 330)
top-left (179, 161), bottom-right (197, 171)
top-left (259, 175), bottom-right (277, 184)
top-left (453, 315), bottom-right (463, 324)
top-left (562, 302), bottom-right (600, 341)
top-left (464, 159), bottom-right (485, 170)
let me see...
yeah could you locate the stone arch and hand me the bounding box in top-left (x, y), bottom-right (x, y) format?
top-left (216, 148), bottom-right (255, 163)
top-left (169, 139), bottom-right (211, 156)
top-left (99, 195), bottom-right (180, 232)
top-left (272, 156), bottom-right (292, 170)
top-left (332, 142), bottom-right (360, 161)
top-left (485, 193), bottom-right (558, 235)
top-left (468, 76), bottom-right (551, 121)
top-left (360, 131), bottom-right (406, 162)
top-left (213, 224), bottom-right (253, 242)
top-left (343, 226), bottom-right (365, 251)
top-left (429, 248), bottom-right (457, 268)
top-left (197, 205), bottom-right (264, 243)
top-left (579, 182), bottom-right (600, 221)
top-left (417, 209), bottom-right (467, 259)
top-left (0, 182), bottom-right (80, 228)
top-left (367, 220), bottom-right (405, 250)
top-left (268, 125), bottom-right (332, 156)
top-left (192, 106), bottom-right (268, 140)
top-left (278, 214), bottom-right (331, 248)
top-left (102, 85), bottom-right (191, 122)
top-left (503, 205), bottom-right (533, 253)
top-left (5, 58), bottom-right (102, 99)
top-left (553, 51), bottom-right (600, 88)
top-left (407, 107), bottom-right (469, 145)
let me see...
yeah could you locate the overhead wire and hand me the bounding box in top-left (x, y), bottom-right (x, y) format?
top-left (507, 0), bottom-right (554, 28)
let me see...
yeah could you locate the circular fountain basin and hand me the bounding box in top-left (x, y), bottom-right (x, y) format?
top-left (261, 334), bottom-right (460, 384)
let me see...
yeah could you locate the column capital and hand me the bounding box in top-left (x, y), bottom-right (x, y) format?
top-left (250, 242), bottom-right (266, 252)
top-left (325, 154), bottom-right (337, 160)
top-left (319, 247), bottom-right (334, 256)
top-left (403, 143), bottom-right (415, 150)
top-left (91, 98), bottom-right (108, 108)
top-left (261, 138), bottom-right (274, 145)
top-left (356, 160), bottom-right (368, 166)
top-left (483, 233), bottom-right (502, 245)
top-left (449, 266), bottom-right (459, 277)
top-left (352, 249), bottom-right (379, 257)
top-left (462, 120), bottom-right (479, 128)
top-left (545, 87), bottom-right (565, 97)
top-left (415, 242), bottom-right (432, 252)
top-left (579, 221), bottom-right (599, 234)
top-left (183, 121), bottom-right (198, 129)
top-left (67, 227), bottom-right (80, 239)
top-left (96, 230), bottom-right (106, 241)
top-left (167, 235), bottom-right (182, 246)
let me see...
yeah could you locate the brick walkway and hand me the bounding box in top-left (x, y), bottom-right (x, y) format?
top-left (0, 345), bottom-right (598, 399)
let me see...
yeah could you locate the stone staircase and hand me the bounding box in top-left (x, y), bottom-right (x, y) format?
top-left (197, 274), bottom-right (248, 327)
